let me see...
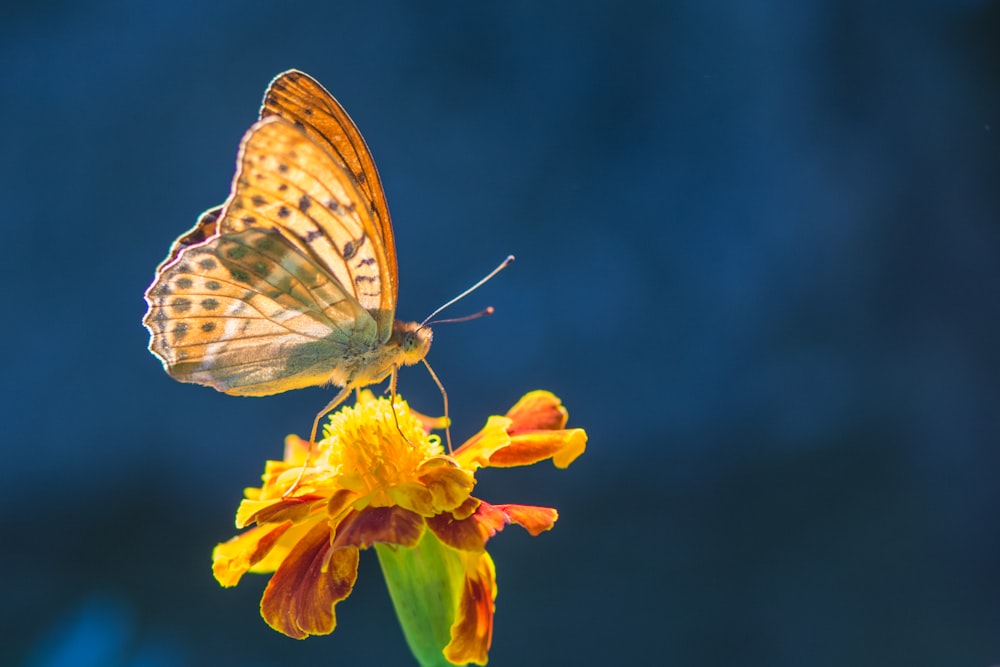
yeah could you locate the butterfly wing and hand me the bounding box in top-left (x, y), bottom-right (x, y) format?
top-left (217, 116), bottom-right (392, 328)
top-left (144, 116), bottom-right (391, 396)
top-left (155, 205), bottom-right (223, 271)
top-left (145, 226), bottom-right (377, 396)
top-left (259, 69), bottom-right (397, 331)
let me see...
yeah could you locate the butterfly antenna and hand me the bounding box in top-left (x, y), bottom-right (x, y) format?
top-left (425, 306), bottom-right (494, 327)
top-left (419, 255), bottom-right (514, 329)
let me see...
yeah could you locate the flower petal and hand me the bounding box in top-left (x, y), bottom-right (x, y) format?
top-left (332, 506), bottom-right (425, 549)
top-left (494, 503), bottom-right (559, 536)
top-left (235, 494), bottom-right (326, 528)
top-left (505, 390), bottom-right (568, 433)
top-left (260, 520), bottom-right (359, 639)
top-left (486, 428), bottom-right (587, 469)
top-left (429, 501), bottom-right (559, 553)
top-left (428, 501), bottom-right (500, 552)
top-left (443, 551), bottom-right (497, 666)
top-left (418, 460), bottom-right (476, 512)
top-left (453, 416), bottom-right (512, 470)
top-left (212, 521), bottom-right (294, 587)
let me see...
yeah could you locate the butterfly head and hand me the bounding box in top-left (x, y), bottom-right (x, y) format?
top-left (392, 320), bottom-right (433, 367)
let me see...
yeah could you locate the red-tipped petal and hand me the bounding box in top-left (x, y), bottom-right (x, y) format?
top-left (260, 520), bottom-right (359, 639)
top-left (212, 521), bottom-right (294, 587)
top-left (444, 552), bottom-right (497, 666)
top-left (332, 506), bottom-right (425, 550)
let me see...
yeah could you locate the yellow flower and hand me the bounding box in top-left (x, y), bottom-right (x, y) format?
top-left (212, 390), bottom-right (586, 665)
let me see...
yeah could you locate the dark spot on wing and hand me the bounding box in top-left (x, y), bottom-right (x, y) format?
top-left (278, 163), bottom-right (289, 173)
top-left (251, 261), bottom-right (270, 277)
top-left (304, 108), bottom-right (314, 116)
top-left (205, 280), bottom-right (221, 291)
top-left (231, 268), bottom-right (250, 282)
top-left (357, 257), bottom-right (375, 267)
top-left (298, 195), bottom-right (312, 213)
top-left (171, 297), bottom-right (192, 313)
top-left (201, 298), bottom-right (220, 311)
top-left (278, 183), bottom-right (288, 191)
top-left (342, 233), bottom-right (366, 261)
top-left (354, 275), bottom-right (375, 284)
top-left (305, 229), bottom-right (323, 242)
top-left (172, 322), bottom-right (189, 341)
top-left (278, 206), bottom-right (291, 219)
top-left (242, 215), bottom-right (257, 225)
top-left (226, 245), bottom-right (248, 260)
top-left (251, 194), bottom-right (267, 206)
top-left (175, 277), bottom-right (193, 290)
top-left (201, 322), bottom-right (217, 333)
top-left (327, 199), bottom-right (341, 212)
top-left (199, 258), bottom-right (217, 271)
top-left (355, 171), bottom-right (366, 185)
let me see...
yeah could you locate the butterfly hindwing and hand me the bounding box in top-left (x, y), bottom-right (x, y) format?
top-left (145, 226), bottom-right (377, 396)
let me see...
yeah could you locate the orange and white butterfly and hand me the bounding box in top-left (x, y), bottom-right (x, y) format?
top-left (144, 70), bottom-right (440, 445)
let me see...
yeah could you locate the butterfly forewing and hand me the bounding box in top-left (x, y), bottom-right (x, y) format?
top-left (260, 70), bottom-right (397, 318)
top-left (216, 117), bottom-right (391, 339)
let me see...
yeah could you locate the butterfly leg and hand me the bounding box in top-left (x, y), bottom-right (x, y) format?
top-left (387, 366), bottom-right (412, 447)
top-left (421, 358), bottom-right (452, 452)
top-left (282, 385), bottom-right (352, 497)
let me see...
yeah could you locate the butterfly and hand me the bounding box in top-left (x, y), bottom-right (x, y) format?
top-left (143, 70), bottom-right (437, 445)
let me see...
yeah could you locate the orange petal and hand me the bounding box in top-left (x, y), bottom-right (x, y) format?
top-left (212, 521), bottom-right (294, 587)
top-left (494, 504), bottom-right (559, 536)
top-left (453, 416), bottom-right (512, 469)
top-left (486, 428), bottom-right (587, 469)
top-left (443, 551), bottom-right (496, 666)
top-left (505, 390), bottom-right (568, 433)
top-left (260, 520), bottom-right (359, 639)
top-left (332, 506), bottom-right (425, 550)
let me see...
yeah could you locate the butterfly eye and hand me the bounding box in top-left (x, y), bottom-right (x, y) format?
top-left (402, 331), bottom-right (418, 353)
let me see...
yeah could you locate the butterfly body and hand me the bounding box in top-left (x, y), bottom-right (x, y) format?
top-left (144, 70), bottom-right (431, 419)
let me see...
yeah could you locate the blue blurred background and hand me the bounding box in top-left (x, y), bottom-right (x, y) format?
top-left (3, 1), bottom-right (999, 665)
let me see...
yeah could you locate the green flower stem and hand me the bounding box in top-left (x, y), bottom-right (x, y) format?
top-left (376, 531), bottom-right (466, 667)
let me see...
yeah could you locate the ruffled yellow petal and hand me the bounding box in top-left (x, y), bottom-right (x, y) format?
top-left (417, 459), bottom-right (477, 512)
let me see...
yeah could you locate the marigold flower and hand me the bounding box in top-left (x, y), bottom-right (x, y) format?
top-left (212, 390), bottom-right (586, 665)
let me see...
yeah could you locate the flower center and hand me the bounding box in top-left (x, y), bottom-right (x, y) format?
top-left (317, 395), bottom-right (443, 500)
